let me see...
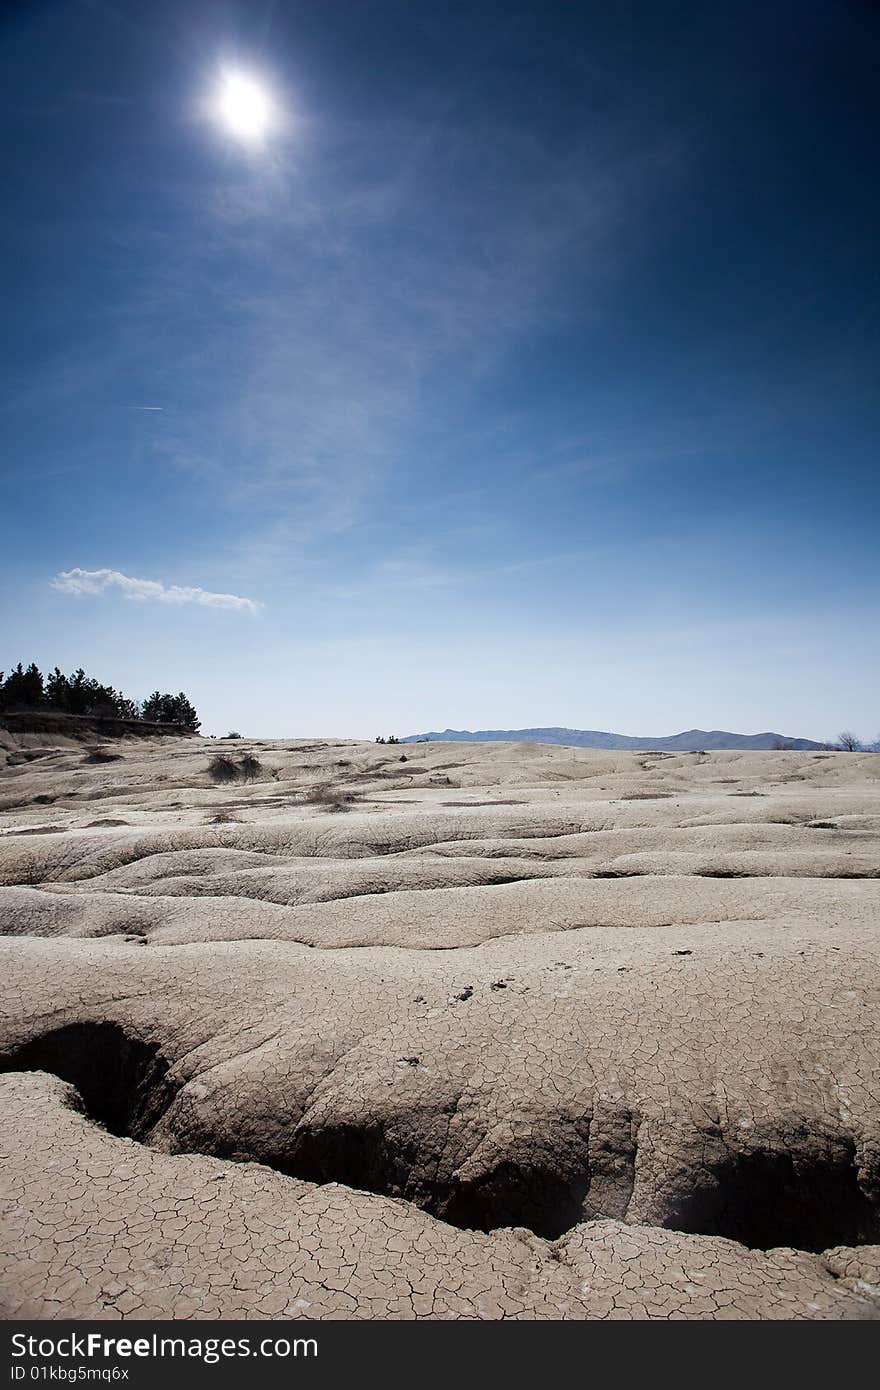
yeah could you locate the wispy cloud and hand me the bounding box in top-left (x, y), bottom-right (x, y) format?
top-left (133, 97), bottom-right (686, 547)
top-left (329, 545), bottom-right (580, 600)
top-left (50, 568), bottom-right (261, 614)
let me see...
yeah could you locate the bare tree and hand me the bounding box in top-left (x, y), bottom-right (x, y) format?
top-left (837, 731), bottom-right (861, 752)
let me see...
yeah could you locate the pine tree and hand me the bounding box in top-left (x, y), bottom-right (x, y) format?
top-left (45, 668), bottom-right (70, 710)
top-left (139, 690), bottom-right (200, 731)
top-left (141, 691), bottom-right (163, 723)
top-left (66, 669), bottom-right (89, 715)
top-left (0, 663), bottom-right (44, 709)
top-left (171, 692), bottom-right (200, 732)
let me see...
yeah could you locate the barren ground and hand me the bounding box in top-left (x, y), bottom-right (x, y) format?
top-left (1, 732), bottom-right (879, 1320)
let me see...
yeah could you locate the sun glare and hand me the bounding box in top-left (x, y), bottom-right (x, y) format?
top-left (215, 70), bottom-right (273, 142)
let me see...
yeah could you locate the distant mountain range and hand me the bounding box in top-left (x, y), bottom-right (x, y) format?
top-left (402, 727), bottom-right (826, 751)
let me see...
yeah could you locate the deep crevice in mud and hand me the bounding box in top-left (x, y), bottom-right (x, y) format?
top-left (282, 1119), bottom-right (595, 1240)
top-left (657, 1140), bottom-right (879, 1252)
top-left (5, 1028), bottom-right (878, 1252)
top-left (3, 1021), bottom-right (175, 1140)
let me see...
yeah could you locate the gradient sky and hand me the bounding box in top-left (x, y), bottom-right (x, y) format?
top-left (2, 0), bottom-right (878, 739)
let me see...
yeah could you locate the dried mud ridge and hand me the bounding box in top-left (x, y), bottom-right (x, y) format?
top-left (2, 735), bottom-right (880, 1319)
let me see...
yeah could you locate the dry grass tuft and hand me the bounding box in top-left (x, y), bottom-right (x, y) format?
top-left (238, 753), bottom-right (263, 783)
top-left (304, 782), bottom-right (361, 813)
top-left (208, 753), bottom-right (263, 784)
top-left (208, 754), bottom-right (240, 784)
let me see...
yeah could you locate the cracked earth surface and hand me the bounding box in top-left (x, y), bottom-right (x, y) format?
top-left (1, 733), bottom-right (879, 1319)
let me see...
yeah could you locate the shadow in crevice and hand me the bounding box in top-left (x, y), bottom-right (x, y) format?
top-left (286, 1116), bottom-right (597, 1240)
top-left (439, 1158), bottom-right (593, 1239)
top-left (656, 1140), bottom-right (879, 1252)
top-left (4, 1020), bottom-right (174, 1140)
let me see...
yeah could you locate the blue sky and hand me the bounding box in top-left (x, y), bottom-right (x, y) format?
top-left (2, 0), bottom-right (878, 739)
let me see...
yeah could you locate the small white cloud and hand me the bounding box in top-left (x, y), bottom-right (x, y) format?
top-left (51, 568), bottom-right (261, 614)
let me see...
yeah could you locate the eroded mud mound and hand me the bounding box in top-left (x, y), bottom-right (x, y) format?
top-left (1, 737), bottom-right (879, 1319)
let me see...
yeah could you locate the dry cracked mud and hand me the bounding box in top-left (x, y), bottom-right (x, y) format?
top-left (1, 732), bottom-right (879, 1319)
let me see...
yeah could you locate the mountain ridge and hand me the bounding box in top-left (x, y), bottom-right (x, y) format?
top-left (401, 726), bottom-right (825, 751)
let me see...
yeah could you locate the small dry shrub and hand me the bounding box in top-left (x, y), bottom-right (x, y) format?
top-left (238, 753), bottom-right (263, 782)
top-left (305, 782), bottom-right (360, 812)
top-left (208, 752), bottom-right (263, 785)
top-left (208, 754), bottom-right (239, 784)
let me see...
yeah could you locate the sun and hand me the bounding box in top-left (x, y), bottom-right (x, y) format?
top-left (214, 70), bottom-right (274, 142)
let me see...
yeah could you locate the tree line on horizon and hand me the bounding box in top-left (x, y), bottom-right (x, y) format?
top-left (0, 662), bottom-right (200, 732)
